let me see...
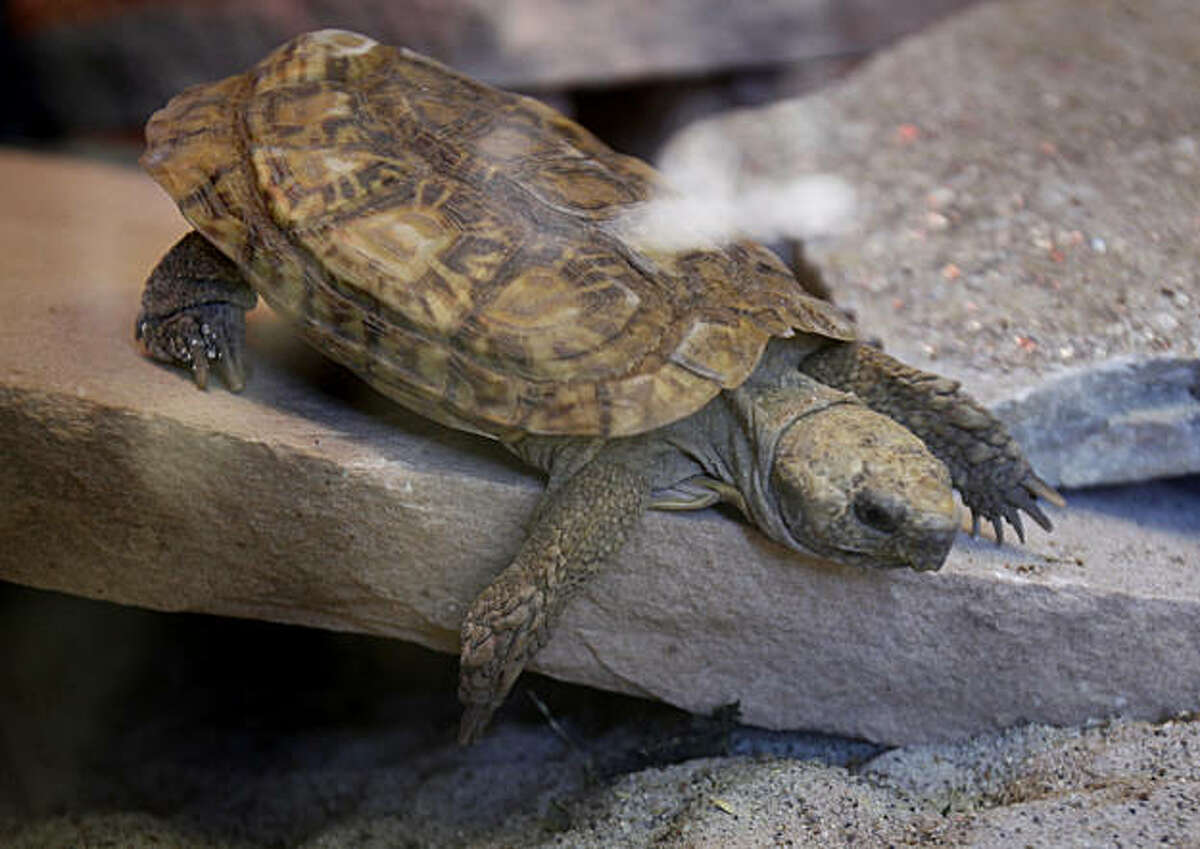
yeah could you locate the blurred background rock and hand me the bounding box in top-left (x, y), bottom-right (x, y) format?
top-left (1, 0), bottom-right (981, 160)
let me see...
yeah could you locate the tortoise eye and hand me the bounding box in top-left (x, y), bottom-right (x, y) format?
top-left (853, 493), bottom-right (901, 534)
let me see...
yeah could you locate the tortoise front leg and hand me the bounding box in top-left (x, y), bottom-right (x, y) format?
top-left (136, 231), bottom-right (259, 391)
top-left (803, 342), bottom-right (1064, 543)
top-left (458, 458), bottom-right (649, 743)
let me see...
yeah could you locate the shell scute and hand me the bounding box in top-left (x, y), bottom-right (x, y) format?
top-left (471, 260), bottom-right (643, 378)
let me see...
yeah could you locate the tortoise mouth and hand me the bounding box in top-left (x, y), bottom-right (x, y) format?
top-left (778, 524), bottom-right (921, 571)
top-left (776, 496), bottom-right (957, 573)
top-left (788, 533), bottom-right (951, 572)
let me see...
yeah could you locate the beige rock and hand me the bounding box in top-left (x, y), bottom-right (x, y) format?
top-left (1, 148), bottom-right (1197, 746)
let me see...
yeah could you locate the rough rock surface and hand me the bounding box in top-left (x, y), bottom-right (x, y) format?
top-left (1, 135), bottom-right (1197, 751)
top-left (659, 0), bottom-right (1200, 489)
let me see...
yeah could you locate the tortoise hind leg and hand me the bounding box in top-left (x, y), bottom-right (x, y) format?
top-left (136, 231), bottom-right (259, 391)
top-left (458, 458), bottom-right (649, 743)
top-left (803, 342), bottom-right (1064, 544)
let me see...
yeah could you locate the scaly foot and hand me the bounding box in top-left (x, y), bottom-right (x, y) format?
top-left (135, 231), bottom-right (258, 391)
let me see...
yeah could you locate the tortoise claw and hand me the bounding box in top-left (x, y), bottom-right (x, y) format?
top-left (1026, 475), bottom-right (1066, 509)
top-left (211, 325), bottom-right (247, 392)
top-left (1023, 499), bottom-right (1052, 533)
top-left (1016, 478), bottom-right (1055, 533)
top-left (138, 303), bottom-right (248, 392)
top-left (188, 337), bottom-right (211, 389)
top-left (1003, 505), bottom-right (1026, 545)
top-left (1010, 472), bottom-right (1059, 535)
top-left (965, 470), bottom-right (1061, 546)
top-left (137, 232), bottom-right (255, 393)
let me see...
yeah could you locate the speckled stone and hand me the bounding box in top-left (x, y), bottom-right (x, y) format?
top-left (658, 0), bottom-right (1200, 488)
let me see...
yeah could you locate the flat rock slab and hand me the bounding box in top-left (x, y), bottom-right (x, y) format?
top-left (659, 0), bottom-right (1200, 489)
top-left (1, 148), bottom-right (1197, 745)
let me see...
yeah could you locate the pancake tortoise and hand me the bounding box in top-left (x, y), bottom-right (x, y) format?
top-left (135, 30), bottom-right (1063, 742)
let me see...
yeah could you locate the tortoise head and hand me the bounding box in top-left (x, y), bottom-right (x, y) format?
top-left (768, 402), bottom-right (959, 572)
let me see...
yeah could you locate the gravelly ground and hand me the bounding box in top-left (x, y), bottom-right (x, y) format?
top-left (660, 0), bottom-right (1200, 403)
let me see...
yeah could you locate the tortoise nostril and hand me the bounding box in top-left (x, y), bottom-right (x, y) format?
top-left (853, 493), bottom-right (902, 534)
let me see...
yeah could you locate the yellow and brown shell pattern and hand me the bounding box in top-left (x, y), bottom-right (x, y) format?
top-left (142, 29), bottom-right (853, 439)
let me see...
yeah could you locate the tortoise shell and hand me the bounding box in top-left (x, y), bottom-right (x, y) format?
top-left (142, 29), bottom-right (853, 439)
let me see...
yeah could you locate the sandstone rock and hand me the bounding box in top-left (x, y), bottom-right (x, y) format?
top-left (1, 148), bottom-right (1198, 748)
top-left (658, 0), bottom-right (1200, 489)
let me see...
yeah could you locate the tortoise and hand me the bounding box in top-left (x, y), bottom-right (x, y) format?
top-left (135, 29), bottom-right (1062, 743)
